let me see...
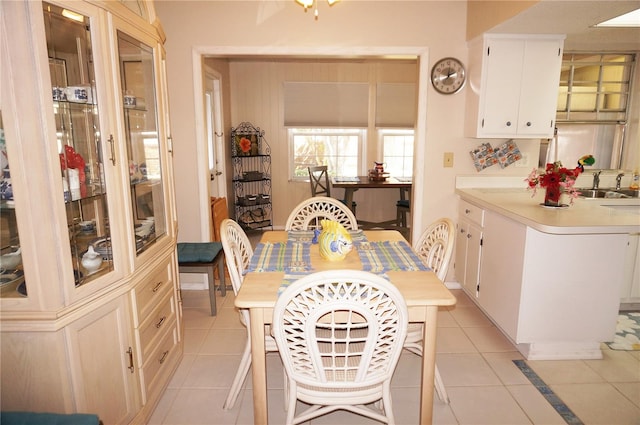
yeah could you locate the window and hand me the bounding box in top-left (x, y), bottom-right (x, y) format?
top-left (557, 53), bottom-right (635, 122)
top-left (543, 53), bottom-right (636, 169)
top-left (381, 129), bottom-right (414, 178)
top-left (290, 128), bottom-right (364, 180)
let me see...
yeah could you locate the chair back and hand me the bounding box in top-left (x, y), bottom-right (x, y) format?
top-left (220, 218), bottom-right (253, 295)
top-left (285, 196), bottom-right (358, 231)
top-left (413, 218), bottom-right (455, 281)
top-left (272, 270), bottom-right (408, 391)
top-left (308, 165), bottom-right (331, 197)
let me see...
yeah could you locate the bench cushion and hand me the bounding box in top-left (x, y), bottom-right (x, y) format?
top-left (177, 242), bottom-right (223, 263)
top-left (1, 412), bottom-right (100, 425)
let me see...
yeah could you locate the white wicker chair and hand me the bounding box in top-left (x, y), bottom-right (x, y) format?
top-left (405, 217), bottom-right (455, 403)
top-left (219, 219), bottom-right (278, 410)
top-left (285, 196), bottom-right (359, 231)
top-left (272, 270), bottom-right (408, 425)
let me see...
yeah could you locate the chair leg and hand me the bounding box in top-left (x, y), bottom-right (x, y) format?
top-left (434, 365), bottom-right (450, 404)
top-left (223, 339), bottom-right (252, 410)
top-left (207, 267), bottom-right (217, 316)
top-left (216, 256), bottom-right (226, 297)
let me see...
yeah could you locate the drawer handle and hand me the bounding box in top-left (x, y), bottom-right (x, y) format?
top-left (155, 316), bottom-right (166, 329)
top-left (465, 209), bottom-right (471, 214)
top-left (526, 121), bottom-right (532, 127)
top-left (506, 121), bottom-right (512, 127)
top-left (159, 350), bottom-right (169, 364)
top-left (460, 229), bottom-right (465, 234)
top-left (152, 281), bottom-right (163, 292)
top-left (467, 233), bottom-right (472, 239)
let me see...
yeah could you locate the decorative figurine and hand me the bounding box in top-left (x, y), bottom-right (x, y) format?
top-left (318, 220), bottom-right (353, 261)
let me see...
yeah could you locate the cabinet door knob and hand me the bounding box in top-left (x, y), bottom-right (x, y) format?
top-left (506, 121), bottom-right (512, 127)
top-left (465, 209), bottom-right (471, 214)
top-left (467, 233), bottom-right (472, 239)
top-left (526, 121), bottom-right (532, 127)
top-left (460, 229), bottom-right (466, 234)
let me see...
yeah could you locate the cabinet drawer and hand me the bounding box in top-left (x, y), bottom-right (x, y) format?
top-left (459, 199), bottom-right (485, 226)
top-left (134, 260), bottom-right (173, 320)
top-left (141, 325), bottom-right (178, 395)
top-left (138, 293), bottom-right (176, 359)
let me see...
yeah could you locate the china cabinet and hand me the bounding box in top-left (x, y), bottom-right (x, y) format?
top-left (0, 1), bottom-right (181, 423)
top-left (465, 34), bottom-right (565, 138)
top-left (230, 122), bottom-right (273, 230)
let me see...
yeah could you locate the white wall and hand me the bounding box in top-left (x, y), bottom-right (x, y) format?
top-left (155, 0), bottom-right (543, 244)
top-left (227, 60), bottom-right (418, 227)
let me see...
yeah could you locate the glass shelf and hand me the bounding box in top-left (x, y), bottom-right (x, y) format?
top-left (117, 30), bottom-right (166, 256)
top-left (44, 2), bottom-right (114, 287)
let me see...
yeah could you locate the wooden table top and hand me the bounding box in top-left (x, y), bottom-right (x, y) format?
top-left (235, 230), bottom-right (456, 315)
top-left (331, 176), bottom-right (412, 189)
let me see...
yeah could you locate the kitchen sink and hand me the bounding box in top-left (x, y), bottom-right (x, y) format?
top-left (577, 188), bottom-right (640, 199)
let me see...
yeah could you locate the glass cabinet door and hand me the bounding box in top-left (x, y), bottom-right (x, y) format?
top-left (117, 31), bottom-right (166, 255)
top-left (43, 3), bottom-right (113, 286)
top-left (0, 112), bottom-right (26, 299)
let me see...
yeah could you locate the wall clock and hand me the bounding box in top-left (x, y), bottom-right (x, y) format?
top-left (431, 57), bottom-right (466, 94)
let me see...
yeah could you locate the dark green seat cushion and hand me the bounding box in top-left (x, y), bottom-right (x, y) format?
top-left (396, 199), bottom-right (410, 208)
top-left (0, 412), bottom-right (100, 425)
top-left (177, 242), bottom-right (223, 264)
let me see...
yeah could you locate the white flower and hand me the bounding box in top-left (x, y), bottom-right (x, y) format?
top-left (616, 314), bottom-right (640, 334)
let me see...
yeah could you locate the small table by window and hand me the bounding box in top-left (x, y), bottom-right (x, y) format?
top-left (331, 176), bottom-right (412, 229)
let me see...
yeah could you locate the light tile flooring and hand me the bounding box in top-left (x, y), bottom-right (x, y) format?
top-left (149, 287), bottom-right (640, 425)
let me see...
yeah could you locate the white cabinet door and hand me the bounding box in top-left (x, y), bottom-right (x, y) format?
top-left (621, 233), bottom-right (640, 304)
top-left (480, 38), bottom-right (524, 136)
top-left (455, 218), bottom-right (483, 297)
top-left (466, 221), bottom-right (483, 296)
top-left (65, 295), bottom-right (141, 424)
top-left (478, 211), bottom-right (526, 341)
top-left (468, 35), bottom-right (564, 139)
top-left (517, 39), bottom-right (563, 136)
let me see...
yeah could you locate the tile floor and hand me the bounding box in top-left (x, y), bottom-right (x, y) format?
top-left (148, 285), bottom-right (640, 425)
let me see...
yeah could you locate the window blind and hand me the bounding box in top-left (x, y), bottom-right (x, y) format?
top-left (375, 83), bottom-right (417, 128)
top-left (283, 82), bottom-right (369, 127)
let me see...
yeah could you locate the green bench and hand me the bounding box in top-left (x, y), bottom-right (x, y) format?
top-left (177, 242), bottom-right (226, 316)
top-left (0, 412), bottom-right (100, 425)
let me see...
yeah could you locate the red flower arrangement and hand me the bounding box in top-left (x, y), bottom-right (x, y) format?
top-left (239, 137), bottom-right (252, 154)
top-left (525, 161), bottom-right (583, 206)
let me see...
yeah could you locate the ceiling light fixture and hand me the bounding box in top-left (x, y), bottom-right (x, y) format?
top-left (296, 0), bottom-right (339, 20)
top-left (61, 8), bottom-right (85, 23)
top-left (594, 8), bottom-right (640, 27)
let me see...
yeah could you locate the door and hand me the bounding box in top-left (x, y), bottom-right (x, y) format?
top-left (204, 72), bottom-right (226, 199)
top-left (65, 294), bottom-right (140, 424)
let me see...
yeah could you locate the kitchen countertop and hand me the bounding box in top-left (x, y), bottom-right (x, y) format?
top-left (456, 187), bottom-right (640, 235)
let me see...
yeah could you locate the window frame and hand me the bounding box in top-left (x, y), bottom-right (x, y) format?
top-left (288, 127), bottom-right (367, 182)
top-left (379, 128), bottom-right (415, 179)
top-left (557, 52), bottom-right (635, 123)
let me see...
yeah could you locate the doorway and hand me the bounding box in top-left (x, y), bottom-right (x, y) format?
top-left (192, 47), bottom-right (429, 241)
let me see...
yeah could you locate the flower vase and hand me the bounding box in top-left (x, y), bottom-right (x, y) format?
top-left (544, 186), bottom-right (562, 207)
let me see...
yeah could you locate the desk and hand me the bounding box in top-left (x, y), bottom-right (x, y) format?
top-left (235, 230), bottom-right (456, 424)
top-left (331, 176), bottom-right (411, 229)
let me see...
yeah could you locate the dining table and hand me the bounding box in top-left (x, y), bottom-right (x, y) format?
top-left (234, 229), bottom-right (456, 424)
top-left (331, 176), bottom-right (412, 229)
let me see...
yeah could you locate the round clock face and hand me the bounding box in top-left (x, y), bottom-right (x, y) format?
top-left (431, 57), bottom-right (466, 94)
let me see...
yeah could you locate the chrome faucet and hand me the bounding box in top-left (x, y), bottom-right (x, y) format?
top-left (592, 171), bottom-right (602, 190)
top-left (616, 173), bottom-right (625, 190)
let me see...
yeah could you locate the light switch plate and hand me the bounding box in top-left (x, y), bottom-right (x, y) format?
top-left (444, 152), bottom-right (454, 167)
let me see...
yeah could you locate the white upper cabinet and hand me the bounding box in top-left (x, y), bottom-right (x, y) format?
top-left (466, 34), bottom-right (565, 139)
